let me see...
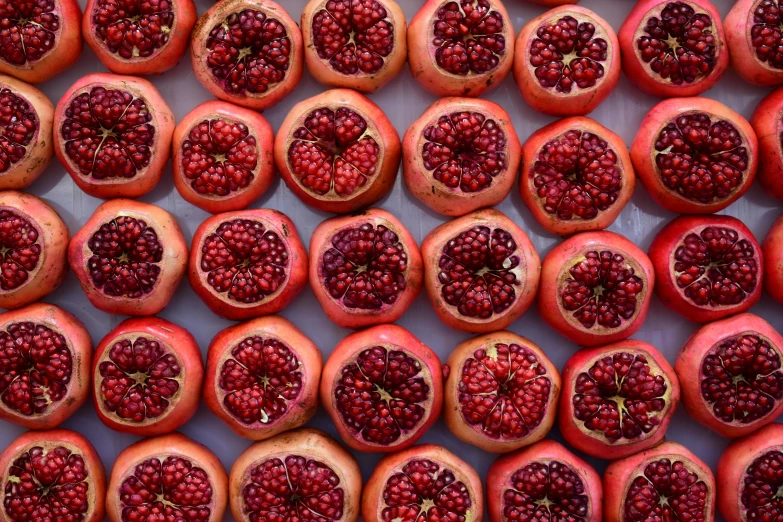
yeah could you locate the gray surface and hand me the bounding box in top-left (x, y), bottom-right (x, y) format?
top-left (0, 0), bottom-right (774, 520)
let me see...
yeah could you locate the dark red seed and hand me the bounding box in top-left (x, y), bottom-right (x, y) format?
top-left (91, 0), bottom-right (175, 59)
top-left (0, 0), bottom-right (60, 65)
top-left (432, 0), bottom-right (506, 76)
top-left (381, 458), bottom-right (472, 520)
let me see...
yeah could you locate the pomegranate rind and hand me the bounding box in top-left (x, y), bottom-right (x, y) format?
top-left (320, 324), bottom-right (443, 452)
top-left (204, 315), bottom-right (322, 441)
top-left (764, 213), bottom-right (783, 304)
top-left (524, 0), bottom-right (579, 4)
top-left (444, 331), bottom-right (561, 453)
top-left (751, 87), bottom-right (783, 201)
top-left (559, 340), bottom-right (681, 459)
top-left (68, 199), bottom-right (188, 316)
top-left (229, 428), bottom-right (362, 522)
top-left (649, 215), bottom-right (763, 323)
top-left (172, 100), bottom-right (275, 214)
top-left (604, 441), bottom-right (715, 522)
top-left (486, 439), bottom-right (602, 522)
top-left (0, 428), bottom-right (106, 522)
top-left (725, 0), bottom-right (783, 86)
top-left (403, 97), bottom-right (522, 217)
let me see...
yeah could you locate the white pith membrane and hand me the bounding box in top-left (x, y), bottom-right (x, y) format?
top-left (0, 204), bottom-right (44, 295)
top-left (90, 0), bottom-right (179, 63)
top-left (740, 444), bottom-right (783, 519)
top-left (0, 0), bottom-right (63, 70)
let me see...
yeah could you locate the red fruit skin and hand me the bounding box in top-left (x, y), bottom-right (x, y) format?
top-left (751, 87), bottom-right (783, 201)
top-left (320, 324), bottom-right (443, 453)
top-left (559, 340), bottom-right (681, 459)
top-left (619, 0), bottom-right (729, 98)
top-left (53, 73), bottom-right (175, 199)
top-left (514, 5), bottom-right (621, 116)
top-left (487, 439), bottom-right (602, 522)
top-left (525, 0), bottom-right (578, 4)
top-left (173, 100), bottom-right (275, 213)
top-left (649, 215), bottom-right (762, 323)
top-left (764, 213), bottom-right (783, 304)
top-left (309, 208), bottom-right (423, 328)
top-left (725, 0), bottom-right (783, 86)
top-left (204, 315), bottom-right (322, 441)
top-left (403, 97), bottom-right (521, 217)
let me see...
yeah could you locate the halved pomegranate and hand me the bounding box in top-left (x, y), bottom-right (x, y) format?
top-left (725, 0), bottom-right (783, 86)
top-left (204, 315), bottom-right (322, 440)
top-left (422, 208), bottom-right (541, 333)
top-left (649, 215), bottom-right (762, 323)
top-left (407, 0), bottom-right (514, 98)
top-left (53, 72), bottom-right (175, 199)
top-left (229, 428), bottom-right (362, 522)
top-left (402, 97), bottom-right (521, 217)
top-left (751, 87), bottom-right (783, 202)
top-left (191, 0), bottom-right (303, 110)
top-left (604, 441), bottom-right (715, 522)
top-left (188, 208), bottom-right (308, 320)
top-left (107, 433), bottom-right (228, 522)
top-left (173, 100), bottom-right (275, 214)
top-left (301, 0), bottom-right (407, 93)
top-left (559, 339), bottom-right (681, 459)
top-left (320, 324), bottom-right (443, 453)
top-left (363, 443), bottom-right (483, 522)
top-left (514, 5), bottom-right (621, 116)
top-left (275, 88), bottom-right (401, 214)
top-left (520, 116), bottom-right (635, 235)
top-left (68, 199), bottom-right (188, 316)
top-left (764, 213), bottom-right (783, 304)
top-left (0, 302), bottom-right (91, 430)
top-left (83, 0), bottom-right (196, 75)
top-left (0, 429), bottom-right (106, 522)
top-left (444, 331), bottom-right (560, 453)
top-left (486, 439), bottom-right (602, 522)
top-left (92, 316), bottom-right (203, 436)
top-left (0, 0), bottom-right (83, 84)
top-left (619, 0), bottom-right (729, 98)
top-left (309, 208), bottom-right (422, 328)
top-left (0, 191), bottom-right (69, 310)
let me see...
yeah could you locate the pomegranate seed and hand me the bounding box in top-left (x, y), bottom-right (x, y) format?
top-left (0, 0), bottom-right (60, 65)
top-left (750, 0), bottom-right (783, 70)
top-left (432, 0), bottom-right (506, 76)
top-left (503, 460), bottom-right (590, 520)
top-left (0, 209), bottom-right (40, 291)
top-left (91, 0), bottom-right (174, 59)
top-left (742, 450), bottom-right (783, 518)
top-left (0, 88), bottom-right (36, 174)
top-left (381, 458), bottom-right (472, 520)
top-left (625, 458), bottom-right (710, 520)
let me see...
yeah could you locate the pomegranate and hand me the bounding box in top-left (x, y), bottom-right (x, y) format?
top-left (559, 339), bottom-right (681, 459)
top-left (301, 0), bottom-right (407, 93)
top-left (751, 87), bottom-right (783, 202)
top-left (402, 97), bottom-right (521, 217)
top-left (204, 315), bottom-right (322, 441)
top-left (106, 433), bottom-right (228, 522)
top-left (649, 215), bottom-right (762, 323)
top-left (444, 331), bottom-right (561, 453)
top-left (604, 441), bottom-right (715, 522)
top-left (514, 5), bottom-right (621, 117)
top-left (407, 0), bottom-right (514, 98)
top-left (0, 191), bottom-right (69, 310)
top-left (275, 88), bottom-right (400, 214)
top-left (520, 116), bottom-right (635, 235)
top-left (309, 208), bottom-right (422, 328)
top-left (0, 0), bottom-right (82, 84)
top-left (320, 324), bottom-right (443, 453)
top-left (83, 0), bottom-right (196, 75)
top-left (421, 208), bottom-right (540, 333)
top-left (764, 213), bottom-right (783, 304)
top-left (92, 317), bottom-right (203, 436)
top-left (68, 199), bottom-right (188, 316)
top-left (188, 208), bottom-right (308, 321)
top-left (0, 429), bottom-right (106, 522)
top-left (525, 0), bottom-right (579, 4)
top-left (363, 443), bottom-right (483, 522)
top-left (173, 100), bottom-right (275, 214)
top-left (0, 302), bottom-right (91, 430)
top-left (229, 428), bottom-right (362, 522)
top-left (53, 72), bottom-right (175, 199)
top-left (618, 0), bottom-right (729, 98)
top-left (486, 439), bottom-right (602, 522)
top-left (190, 0), bottom-right (303, 110)
top-left (725, 0), bottom-right (783, 86)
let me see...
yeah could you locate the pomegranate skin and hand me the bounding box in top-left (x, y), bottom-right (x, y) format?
top-left (764, 213), bottom-right (783, 304)
top-left (309, 208), bottom-right (423, 329)
top-left (559, 340), bottom-right (681, 459)
top-left (725, 0), bottom-right (783, 86)
top-left (619, 0), bottom-right (729, 98)
top-left (751, 87), bottom-right (783, 201)
top-left (444, 331), bottom-right (560, 453)
top-left (514, 5), bottom-right (621, 117)
top-left (0, 191), bottom-right (69, 310)
top-left (173, 100), bottom-right (275, 214)
top-left (53, 72), bottom-right (175, 199)
top-left (403, 97), bottom-right (521, 217)
top-left (649, 215), bottom-right (762, 323)
top-left (604, 441), bottom-right (715, 522)
top-left (68, 199), bottom-right (188, 316)
top-left (320, 324), bottom-right (443, 453)
top-left (204, 315), bottom-right (322, 441)
top-left (486, 440), bottom-right (602, 522)
top-left (631, 97), bottom-right (758, 214)
top-left (525, 0), bottom-right (578, 4)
